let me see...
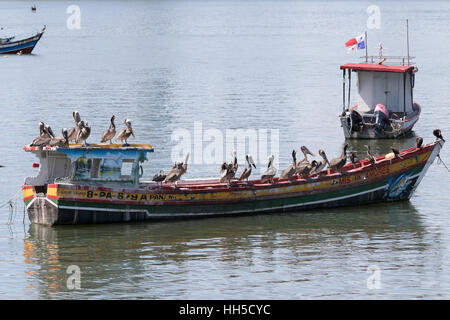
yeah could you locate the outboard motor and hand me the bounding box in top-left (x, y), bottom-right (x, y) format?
top-left (349, 110), bottom-right (363, 133)
top-left (374, 104), bottom-right (389, 137)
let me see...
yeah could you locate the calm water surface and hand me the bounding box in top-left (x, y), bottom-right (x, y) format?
top-left (0, 0), bottom-right (449, 299)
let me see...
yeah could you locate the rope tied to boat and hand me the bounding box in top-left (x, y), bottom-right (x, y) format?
top-left (0, 188), bottom-right (23, 225)
top-left (437, 154), bottom-right (450, 175)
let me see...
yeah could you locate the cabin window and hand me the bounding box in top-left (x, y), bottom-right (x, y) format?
top-left (120, 160), bottom-right (134, 178)
top-left (90, 158), bottom-right (102, 178)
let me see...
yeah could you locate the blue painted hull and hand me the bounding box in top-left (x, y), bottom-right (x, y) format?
top-left (0, 30), bottom-right (44, 54)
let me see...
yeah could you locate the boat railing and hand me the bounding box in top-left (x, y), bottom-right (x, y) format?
top-left (359, 55), bottom-right (416, 66)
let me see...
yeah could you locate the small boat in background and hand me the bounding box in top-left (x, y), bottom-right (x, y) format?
top-left (0, 25), bottom-right (45, 55)
top-left (339, 20), bottom-right (421, 139)
top-left (31, 5), bottom-right (36, 12)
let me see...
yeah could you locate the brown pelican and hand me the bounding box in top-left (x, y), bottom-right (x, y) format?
top-left (152, 170), bottom-right (167, 183)
top-left (49, 129), bottom-right (69, 147)
top-left (76, 120), bottom-right (91, 146)
top-left (297, 159), bottom-right (319, 178)
top-left (310, 149), bottom-right (329, 176)
top-left (433, 129), bottom-right (445, 141)
top-left (365, 145), bottom-right (376, 167)
top-left (68, 111), bottom-right (81, 142)
top-left (416, 137), bottom-right (423, 149)
top-left (327, 144), bottom-right (348, 173)
top-left (231, 150), bottom-right (238, 173)
top-left (261, 155), bottom-right (277, 183)
top-left (115, 118), bottom-right (135, 146)
top-left (298, 146), bottom-right (314, 165)
top-left (238, 155), bottom-right (256, 182)
top-left (279, 150), bottom-right (297, 180)
top-left (101, 115), bottom-right (116, 144)
top-left (219, 151), bottom-right (238, 183)
top-left (390, 146), bottom-right (403, 159)
top-left (30, 122), bottom-right (54, 147)
top-left (349, 151), bottom-right (358, 168)
top-left (163, 153), bottom-right (190, 183)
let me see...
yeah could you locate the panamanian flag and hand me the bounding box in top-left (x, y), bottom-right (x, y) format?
top-left (345, 34), bottom-right (365, 52)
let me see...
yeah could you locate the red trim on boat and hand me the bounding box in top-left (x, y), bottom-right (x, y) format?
top-left (340, 63), bottom-right (414, 73)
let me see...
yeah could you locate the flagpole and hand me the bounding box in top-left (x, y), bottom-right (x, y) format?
top-left (406, 19), bottom-right (410, 66)
top-left (365, 31), bottom-right (368, 63)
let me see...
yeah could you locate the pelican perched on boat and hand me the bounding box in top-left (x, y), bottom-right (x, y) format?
top-left (310, 149), bottom-right (329, 176)
top-left (365, 145), bottom-right (376, 167)
top-left (76, 120), bottom-right (91, 146)
top-left (220, 163), bottom-right (235, 183)
top-left (68, 111), bottom-right (81, 142)
top-left (30, 122), bottom-right (54, 147)
top-left (298, 146), bottom-right (314, 165)
top-left (416, 137), bottom-right (423, 149)
top-left (115, 118), bottom-right (134, 146)
top-left (295, 146), bottom-right (315, 175)
top-left (349, 151), bottom-right (358, 168)
top-left (279, 150), bottom-right (297, 180)
top-left (327, 143), bottom-right (348, 173)
top-left (261, 155), bottom-right (277, 183)
top-left (164, 153), bottom-right (190, 183)
top-left (296, 159), bottom-right (319, 178)
top-left (152, 170), bottom-right (167, 183)
top-left (49, 129), bottom-right (69, 147)
top-left (220, 150), bottom-right (238, 183)
top-left (101, 115), bottom-right (116, 144)
top-left (238, 155), bottom-right (256, 182)
top-left (433, 129), bottom-right (445, 141)
top-left (390, 146), bottom-right (403, 159)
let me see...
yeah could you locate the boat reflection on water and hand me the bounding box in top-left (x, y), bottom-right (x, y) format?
top-left (22, 201), bottom-right (429, 298)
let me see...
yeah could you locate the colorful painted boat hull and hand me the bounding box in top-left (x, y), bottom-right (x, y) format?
top-left (22, 140), bottom-right (444, 226)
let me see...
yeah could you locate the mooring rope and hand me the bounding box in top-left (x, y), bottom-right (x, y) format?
top-left (437, 154), bottom-right (450, 175)
top-left (0, 188), bottom-right (22, 225)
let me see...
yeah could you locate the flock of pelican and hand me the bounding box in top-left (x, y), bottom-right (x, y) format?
top-left (29, 111), bottom-right (135, 147)
top-left (151, 132), bottom-right (438, 186)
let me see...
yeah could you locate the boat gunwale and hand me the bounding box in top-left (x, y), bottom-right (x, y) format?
top-left (40, 142), bottom-right (438, 199)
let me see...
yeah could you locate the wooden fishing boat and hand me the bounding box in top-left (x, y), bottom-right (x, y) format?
top-left (339, 20), bottom-right (421, 139)
top-left (339, 62), bottom-right (420, 139)
top-left (0, 26), bottom-right (45, 55)
top-left (22, 134), bottom-right (444, 226)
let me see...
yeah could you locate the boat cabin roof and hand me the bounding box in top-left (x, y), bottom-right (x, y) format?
top-left (24, 144), bottom-right (154, 186)
top-left (340, 63), bottom-right (414, 73)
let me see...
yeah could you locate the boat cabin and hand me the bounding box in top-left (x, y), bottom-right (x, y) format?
top-left (339, 59), bottom-right (421, 139)
top-left (341, 63), bottom-right (417, 117)
top-left (24, 144), bottom-right (154, 191)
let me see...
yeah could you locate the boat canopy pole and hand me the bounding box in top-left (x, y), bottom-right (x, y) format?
top-left (347, 70), bottom-right (351, 109)
top-left (403, 73), bottom-right (406, 116)
top-left (343, 69), bottom-right (346, 111)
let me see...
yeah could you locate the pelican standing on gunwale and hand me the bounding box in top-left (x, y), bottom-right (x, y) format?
top-left (365, 145), bottom-right (376, 167)
top-left (76, 120), bottom-right (91, 146)
top-left (279, 150), bottom-right (297, 180)
top-left (164, 153), bottom-right (190, 183)
top-left (261, 155), bottom-right (277, 183)
top-left (327, 143), bottom-right (348, 173)
top-left (238, 155), bottom-right (256, 182)
top-left (68, 111), bottom-right (81, 142)
top-left (30, 122), bottom-right (54, 147)
top-left (49, 129), bottom-right (69, 147)
top-left (310, 149), bottom-right (329, 176)
top-left (115, 118), bottom-right (134, 146)
top-left (101, 115), bottom-right (116, 144)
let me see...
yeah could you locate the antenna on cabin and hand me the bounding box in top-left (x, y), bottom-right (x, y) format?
top-left (406, 19), bottom-right (410, 66)
top-left (365, 31), bottom-right (368, 63)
